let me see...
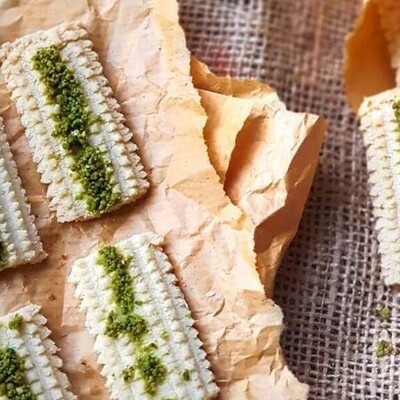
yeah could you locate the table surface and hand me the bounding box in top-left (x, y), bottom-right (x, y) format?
top-left (179, 1), bottom-right (400, 399)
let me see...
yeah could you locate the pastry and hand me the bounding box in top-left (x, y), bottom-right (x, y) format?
top-left (0, 24), bottom-right (149, 222)
top-left (69, 232), bottom-right (219, 400)
top-left (0, 117), bottom-right (45, 271)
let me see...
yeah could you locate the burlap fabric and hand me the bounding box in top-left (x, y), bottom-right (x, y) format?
top-left (179, 1), bottom-right (399, 399)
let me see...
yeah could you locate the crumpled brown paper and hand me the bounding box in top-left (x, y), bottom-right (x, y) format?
top-left (0, 1), bottom-right (325, 399)
top-left (344, 0), bottom-right (396, 112)
top-left (193, 59), bottom-right (326, 295)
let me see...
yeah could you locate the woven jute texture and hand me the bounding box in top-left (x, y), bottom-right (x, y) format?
top-left (179, 1), bottom-right (400, 399)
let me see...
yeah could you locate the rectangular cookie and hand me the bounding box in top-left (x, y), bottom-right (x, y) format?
top-left (0, 117), bottom-right (45, 271)
top-left (360, 88), bottom-right (400, 285)
top-left (0, 304), bottom-right (76, 399)
top-left (69, 232), bottom-right (219, 400)
top-left (0, 23), bottom-right (149, 222)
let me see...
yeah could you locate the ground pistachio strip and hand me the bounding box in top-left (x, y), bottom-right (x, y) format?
top-left (0, 24), bottom-right (149, 222)
top-left (0, 304), bottom-right (77, 400)
top-left (0, 117), bottom-right (45, 272)
top-left (360, 88), bottom-right (400, 285)
top-left (69, 232), bottom-right (219, 400)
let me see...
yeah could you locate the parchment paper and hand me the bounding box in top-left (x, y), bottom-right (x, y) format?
top-left (0, 1), bottom-right (325, 399)
top-left (193, 59), bottom-right (326, 294)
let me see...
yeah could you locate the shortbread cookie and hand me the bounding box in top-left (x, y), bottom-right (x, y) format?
top-left (0, 24), bottom-right (149, 222)
top-left (70, 232), bottom-right (219, 400)
top-left (0, 304), bottom-right (76, 400)
top-left (360, 88), bottom-right (400, 285)
top-left (0, 117), bottom-right (45, 271)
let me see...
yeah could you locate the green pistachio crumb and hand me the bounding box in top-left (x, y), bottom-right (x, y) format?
top-left (375, 340), bottom-right (394, 357)
top-left (8, 314), bottom-right (24, 331)
top-left (376, 307), bottom-right (391, 321)
top-left (182, 369), bottom-right (191, 381)
top-left (31, 45), bottom-right (118, 214)
top-left (0, 240), bottom-right (8, 267)
top-left (161, 330), bottom-right (169, 340)
top-left (0, 347), bottom-right (36, 399)
top-left (98, 245), bottom-right (168, 395)
top-left (121, 366), bottom-right (135, 382)
top-left (135, 350), bottom-right (167, 395)
top-left (105, 310), bottom-right (148, 341)
top-left (186, 311), bottom-right (193, 319)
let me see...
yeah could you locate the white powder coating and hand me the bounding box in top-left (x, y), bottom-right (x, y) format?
top-left (69, 232), bottom-right (219, 400)
top-left (0, 23), bottom-right (149, 222)
top-left (0, 304), bottom-right (77, 400)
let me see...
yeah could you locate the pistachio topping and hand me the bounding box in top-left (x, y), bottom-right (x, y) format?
top-left (182, 369), bottom-right (191, 382)
top-left (135, 348), bottom-right (167, 395)
top-left (0, 347), bottom-right (36, 400)
top-left (8, 314), bottom-right (24, 331)
top-left (98, 245), bottom-right (167, 395)
top-left (31, 45), bottom-right (119, 214)
top-left (0, 240), bottom-right (8, 266)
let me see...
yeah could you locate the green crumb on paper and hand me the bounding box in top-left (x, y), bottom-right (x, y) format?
top-left (8, 314), bottom-right (24, 331)
top-left (375, 340), bottom-right (394, 357)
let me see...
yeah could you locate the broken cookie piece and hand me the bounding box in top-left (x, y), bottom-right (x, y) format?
top-left (0, 117), bottom-right (45, 271)
top-left (69, 232), bottom-right (219, 400)
top-left (0, 304), bottom-right (76, 399)
top-left (0, 24), bottom-right (149, 222)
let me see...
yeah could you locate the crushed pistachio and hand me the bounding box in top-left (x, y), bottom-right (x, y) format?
top-left (0, 240), bottom-right (8, 267)
top-left (8, 314), bottom-right (24, 331)
top-left (161, 330), bottom-right (169, 340)
top-left (393, 100), bottom-right (400, 128)
top-left (105, 310), bottom-right (147, 341)
top-left (376, 307), bottom-right (391, 321)
top-left (98, 246), bottom-right (136, 314)
top-left (375, 340), bottom-right (394, 357)
top-left (186, 311), bottom-right (193, 319)
top-left (182, 369), bottom-right (191, 381)
top-left (31, 45), bottom-right (119, 214)
top-left (98, 246), bottom-right (168, 395)
top-left (98, 246), bottom-right (148, 342)
top-left (135, 349), bottom-right (167, 395)
top-left (121, 366), bottom-right (135, 382)
top-left (0, 347), bottom-right (36, 400)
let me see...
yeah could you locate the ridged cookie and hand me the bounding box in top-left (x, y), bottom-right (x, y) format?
top-left (0, 304), bottom-right (76, 400)
top-left (0, 117), bottom-right (45, 271)
top-left (360, 88), bottom-right (400, 285)
top-left (0, 23), bottom-right (149, 222)
top-left (69, 232), bottom-right (219, 400)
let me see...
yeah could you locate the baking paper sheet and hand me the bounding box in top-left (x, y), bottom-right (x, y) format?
top-left (0, 1), bottom-right (326, 399)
